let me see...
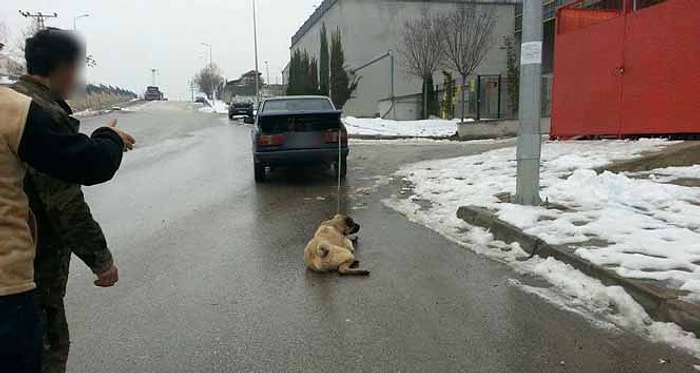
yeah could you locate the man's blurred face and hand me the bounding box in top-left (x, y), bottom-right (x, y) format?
top-left (50, 61), bottom-right (83, 100)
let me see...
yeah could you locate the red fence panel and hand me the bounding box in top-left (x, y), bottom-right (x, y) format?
top-left (558, 9), bottom-right (620, 33)
top-left (551, 0), bottom-right (700, 139)
top-left (621, 0), bottom-right (700, 134)
top-left (551, 8), bottom-right (626, 138)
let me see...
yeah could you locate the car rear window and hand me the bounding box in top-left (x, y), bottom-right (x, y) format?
top-left (259, 113), bottom-right (342, 134)
top-left (262, 98), bottom-right (333, 113)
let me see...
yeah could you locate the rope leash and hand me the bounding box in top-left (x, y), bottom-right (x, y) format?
top-left (337, 128), bottom-right (342, 214)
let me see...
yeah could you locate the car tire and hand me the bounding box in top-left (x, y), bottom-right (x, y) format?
top-left (254, 162), bottom-right (266, 183)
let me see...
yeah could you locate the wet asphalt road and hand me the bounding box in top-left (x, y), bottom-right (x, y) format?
top-left (65, 101), bottom-right (696, 372)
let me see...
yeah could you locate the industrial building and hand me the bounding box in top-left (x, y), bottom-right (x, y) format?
top-left (288, 0), bottom-right (518, 120)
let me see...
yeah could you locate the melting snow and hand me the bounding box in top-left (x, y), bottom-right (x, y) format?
top-left (384, 139), bottom-right (700, 356)
top-left (343, 116), bottom-right (463, 138)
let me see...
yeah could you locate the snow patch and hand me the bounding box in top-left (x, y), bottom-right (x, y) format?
top-left (199, 99), bottom-right (228, 114)
top-left (343, 116), bottom-right (458, 138)
top-left (630, 165), bottom-right (700, 183)
top-left (384, 139), bottom-right (700, 356)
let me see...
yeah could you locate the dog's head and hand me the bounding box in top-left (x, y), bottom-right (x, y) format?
top-left (331, 214), bottom-right (361, 235)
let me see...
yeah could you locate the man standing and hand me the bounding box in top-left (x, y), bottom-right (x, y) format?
top-left (12, 29), bottom-right (122, 371)
top-left (0, 28), bottom-right (134, 372)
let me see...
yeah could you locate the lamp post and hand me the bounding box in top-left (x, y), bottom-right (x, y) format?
top-left (74, 13), bottom-right (92, 110)
top-left (73, 13), bottom-right (89, 30)
top-left (201, 42), bottom-right (215, 101)
top-left (252, 0), bottom-right (260, 106)
top-left (201, 42), bottom-right (213, 68)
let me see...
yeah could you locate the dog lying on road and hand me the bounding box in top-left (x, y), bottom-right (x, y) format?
top-left (304, 214), bottom-right (370, 276)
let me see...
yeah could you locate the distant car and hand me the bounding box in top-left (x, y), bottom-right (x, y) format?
top-left (251, 96), bottom-right (348, 182)
top-left (229, 101), bottom-right (254, 120)
top-left (144, 86), bottom-right (164, 101)
top-left (195, 96), bottom-right (207, 104)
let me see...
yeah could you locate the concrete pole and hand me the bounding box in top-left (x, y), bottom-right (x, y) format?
top-left (514, 0), bottom-right (543, 206)
top-left (253, 0), bottom-right (261, 106)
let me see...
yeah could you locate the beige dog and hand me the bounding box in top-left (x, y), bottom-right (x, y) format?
top-left (304, 214), bottom-right (370, 276)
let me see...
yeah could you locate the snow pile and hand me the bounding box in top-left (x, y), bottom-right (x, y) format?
top-left (343, 116), bottom-right (461, 138)
top-left (631, 165), bottom-right (700, 184)
top-left (199, 99), bottom-right (228, 114)
top-left (384, 139), bottom-right (700, 354)
top-left (0, 75), bottom-right (15, 86)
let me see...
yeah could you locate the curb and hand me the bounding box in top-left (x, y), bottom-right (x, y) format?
top-left (457, 205), bottom-right (700, 335)
top-left (348, 134), bottom-right (454, 141)
top-left (348, 134), bottom-right (516, 142)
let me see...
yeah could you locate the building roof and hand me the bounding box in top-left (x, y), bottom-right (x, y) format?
top-left (242, 70), bottom-right (261, 77)
top-left (291, 0), bottom-right (338, 47)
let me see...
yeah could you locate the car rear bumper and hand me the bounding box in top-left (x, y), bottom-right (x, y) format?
top-left (255, 148), bottom-right (349, 165)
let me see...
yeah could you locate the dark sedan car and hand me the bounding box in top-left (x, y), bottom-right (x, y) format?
top-left (251, 96), bottom-right (348, 182)
top-left (228, 101), bottom-right (254, 120)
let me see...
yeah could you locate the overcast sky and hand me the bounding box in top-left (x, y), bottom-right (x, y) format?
top-left (1, 0), bottom-right (319, 100)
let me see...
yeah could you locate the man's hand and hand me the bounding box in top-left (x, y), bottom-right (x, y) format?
top-left (106, 119), bottom-right (136, 152)
top-left (94, 265), bottom-right (119, 287)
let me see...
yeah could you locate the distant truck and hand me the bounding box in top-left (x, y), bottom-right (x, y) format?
top-left (144, 86), bottom-right (164, 101)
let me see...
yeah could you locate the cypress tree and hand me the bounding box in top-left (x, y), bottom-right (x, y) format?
top-left (319, 23), bottom-right (330, 96)
top-left (309, 57), bottom-right (319, 95)
top-left (330, 27), bottom-right (352, 108)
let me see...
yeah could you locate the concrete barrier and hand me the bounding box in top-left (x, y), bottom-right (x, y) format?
top-left (457, 204), bottom-right (700, 336)
top-left (458, 118), bottom-right (550, 140)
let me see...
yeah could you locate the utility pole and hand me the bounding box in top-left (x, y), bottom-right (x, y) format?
top-left (19, 10), bottom-right (58, 30)
top-left (151, 69), bottom-right (157, 86)
top-left (252, 0), bottom-right (261, 106)
top-left (514, 0), bottom-right (543, 206)
top-left (265, 61), bottom-right (270, 87)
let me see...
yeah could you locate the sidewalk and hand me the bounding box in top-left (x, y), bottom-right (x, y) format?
top-left (384, 139), bottom-right (700, 356)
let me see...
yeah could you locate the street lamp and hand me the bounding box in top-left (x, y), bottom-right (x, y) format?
top-left (73, 13), bottom-right (89, 30)
top-left (252, 0), bottom-right (260, 106)
top-left (200, 42), bottom-right (216, 101)
top-left (201, 42), bottom-right (213, 68)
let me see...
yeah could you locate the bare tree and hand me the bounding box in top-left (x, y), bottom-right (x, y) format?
top-left (0, 21), bottom-right (38, 80)
top-left (194, 64), bottom-right (225, 100)
top-left (398, 10), bottom-right (443, 119)
top-left (440, 4), bottom-right (496, 123)
top-left (0, 21), bottom-right (9, 48)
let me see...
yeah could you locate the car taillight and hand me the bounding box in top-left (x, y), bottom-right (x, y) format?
top-left (257, 134), bottom-right (285, 146)
top-left (323, 131), bottom-right (348, 143)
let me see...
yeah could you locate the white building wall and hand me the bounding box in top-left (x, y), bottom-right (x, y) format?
top-left (291, 0), bottom-right (516, 119)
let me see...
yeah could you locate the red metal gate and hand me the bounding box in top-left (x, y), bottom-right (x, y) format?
top-left (551, 0), bottom-right (700, 138)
